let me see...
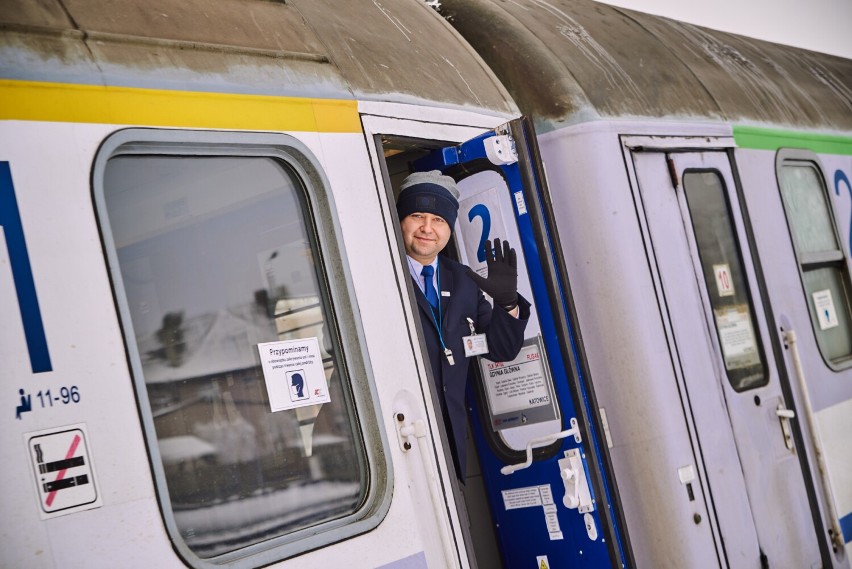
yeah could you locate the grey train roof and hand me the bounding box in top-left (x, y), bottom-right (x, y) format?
top-left (440, 0), bottom-right (852, 134)
top-left (0, 0), bottom-right (517, 116)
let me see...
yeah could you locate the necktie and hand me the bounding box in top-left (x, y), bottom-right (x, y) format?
top-left (421, 265), bottom-right (439, 310)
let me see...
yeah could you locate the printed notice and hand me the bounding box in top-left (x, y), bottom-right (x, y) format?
top-left (715, 306), bottom-right (760, 370)
top-left (813, 289), bottom-right (840, 330)
top-left (258, 337), bottom-right (330, 412)
top-left (481, 344), bottom-right (550, 415)
top-left (479, 336), bottom-right (559, 430)
top-left (502, 485), bottom-right (563, 540)
top-left (502, 486), bottom-right (543, 510)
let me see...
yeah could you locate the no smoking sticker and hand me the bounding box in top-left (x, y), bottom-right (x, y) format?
top-left (27, 423), bottom-right (101, 519)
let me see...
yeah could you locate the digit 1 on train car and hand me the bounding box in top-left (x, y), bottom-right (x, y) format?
top-left (411, 118), bottom-right (631, 569)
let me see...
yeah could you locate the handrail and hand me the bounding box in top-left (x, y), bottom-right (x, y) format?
top-left (501, 425), bottom-right (579, 475)
top-left (783, 329), bottom-right (845, 552)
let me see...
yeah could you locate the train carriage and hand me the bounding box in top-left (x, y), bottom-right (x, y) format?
top-left (440, 0), bottom-right (852, 567)
top-left (1, 0), bottom-right (850, 568)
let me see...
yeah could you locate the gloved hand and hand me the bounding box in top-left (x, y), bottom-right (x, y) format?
top-left (465, 238), bottom-right (518, 310)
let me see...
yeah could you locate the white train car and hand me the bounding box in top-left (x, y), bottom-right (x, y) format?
top-left (441, 0), bottom-right (852, 567)
top-left (3, 0), bottom-right (851, 568)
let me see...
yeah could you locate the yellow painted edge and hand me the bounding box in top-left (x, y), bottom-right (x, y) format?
top-left (0, 79), bottom-right (361, 133)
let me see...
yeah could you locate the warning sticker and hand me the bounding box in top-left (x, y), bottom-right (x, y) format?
top-left (27, 423), bottom-right (101, 519)
top-left (536, 556), bottom-right (550, 569)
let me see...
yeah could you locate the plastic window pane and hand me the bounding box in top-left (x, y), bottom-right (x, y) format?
top-left (803, 268), bottom-right (852, 362)
top-left (103, 155), bottom-right (367, 558)
top-left (683, 171), bottom-right (768, 391)
top-left (779, 164), bottom-right (839, 256)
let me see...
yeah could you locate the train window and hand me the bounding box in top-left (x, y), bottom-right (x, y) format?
top-left (94, 131), bottom-right (386, 566)
top-left (683, 170), bottom-right (769, 391)
top-left (778, 154), bottom-right (852, 365)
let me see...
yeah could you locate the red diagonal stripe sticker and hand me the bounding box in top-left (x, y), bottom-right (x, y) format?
top-left (45, 434), bottom-right (81, 507)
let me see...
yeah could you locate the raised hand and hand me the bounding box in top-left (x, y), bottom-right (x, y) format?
top-left (465, 238), bottom-right (518, 310)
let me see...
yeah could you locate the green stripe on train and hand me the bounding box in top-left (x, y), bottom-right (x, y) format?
top-left (734, 126), bottom-right (852, 156)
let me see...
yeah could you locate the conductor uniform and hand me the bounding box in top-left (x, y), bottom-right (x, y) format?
top-left (398, 171), bottom-right (530, 480)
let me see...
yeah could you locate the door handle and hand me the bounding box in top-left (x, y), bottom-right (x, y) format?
top-left (501, 418), bottom-right (580, 475)
top-left (776, 403), bottom-right (795, 450)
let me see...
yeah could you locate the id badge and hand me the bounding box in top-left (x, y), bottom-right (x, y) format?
top-left (463, 333), bottom-right (489, 357)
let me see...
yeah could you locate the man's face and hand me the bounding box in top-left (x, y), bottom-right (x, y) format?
top-left (400, 212), bottom-right (452, 264)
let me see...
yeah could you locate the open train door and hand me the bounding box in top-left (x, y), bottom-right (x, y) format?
top-left (410, 118), bottom-right (631, 569)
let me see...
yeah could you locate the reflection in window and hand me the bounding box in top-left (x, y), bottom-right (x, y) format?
top-left (780, 161), bottom-right (852, 363)
top-left (103, 156), bottom-right (366, 558)
top-left (683, 171), bottom-right (768, 391)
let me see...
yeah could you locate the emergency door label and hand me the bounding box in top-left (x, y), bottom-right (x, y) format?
top-left (27, 423), bottom-right (101, 519)
top-left (258, 337), bottom-right (330, 411)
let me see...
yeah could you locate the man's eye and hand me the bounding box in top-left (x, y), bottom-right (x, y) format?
top-left (434, 217), bottom-right (446, 224)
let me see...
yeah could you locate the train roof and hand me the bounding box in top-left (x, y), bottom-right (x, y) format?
top-left (441, 0), bottom-right (852, 134)
top-left (0, 0), bottom-right (517, 118)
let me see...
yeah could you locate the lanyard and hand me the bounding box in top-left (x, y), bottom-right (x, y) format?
top-left (423, 262), bottom-right (455, 366)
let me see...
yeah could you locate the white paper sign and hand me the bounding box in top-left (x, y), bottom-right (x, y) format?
top-left (715, 306), bottom-right (760, 370)
top-left (258, 338), bottom-right (330, 411)
top-left (813, 289), bottom-right (840, 330)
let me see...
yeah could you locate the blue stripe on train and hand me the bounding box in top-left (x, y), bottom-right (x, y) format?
top-left (0, 161), bottom-right (52, 373)
top-left (841, 511), bottom-right (852, 543)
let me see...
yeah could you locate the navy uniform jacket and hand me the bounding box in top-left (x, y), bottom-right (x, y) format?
top-left (413, 255), bottom-right (530, 480)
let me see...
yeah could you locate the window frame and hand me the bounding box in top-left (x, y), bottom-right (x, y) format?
top-left (776, 148), bottom-right (852, 370)
top-left (92, 128), bottom-right (392, 568)
top-left (680, 167), bottom-right (770, 392)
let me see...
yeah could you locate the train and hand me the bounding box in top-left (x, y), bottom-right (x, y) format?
top-left (1, 0), bottom-right (850, 568)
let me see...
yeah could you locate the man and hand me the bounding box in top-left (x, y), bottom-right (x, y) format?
top-left (397, 170), bottom-right (530, 480)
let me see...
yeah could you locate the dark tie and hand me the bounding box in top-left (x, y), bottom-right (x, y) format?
top-left (421, 265), bottom-right (439, 310)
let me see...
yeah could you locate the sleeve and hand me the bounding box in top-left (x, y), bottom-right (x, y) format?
top-left (479, 293), bottom-right (531, 362)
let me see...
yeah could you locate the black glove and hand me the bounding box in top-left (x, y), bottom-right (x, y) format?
top-left (465, 238), bottom-right (518, 310)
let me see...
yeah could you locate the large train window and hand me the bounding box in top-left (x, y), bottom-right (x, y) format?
top-left (683, 170), bottom-right (769, 391)
top-left (93, 130), bottom-right (387, 567)
top-left (777, 150), bottom-right (852, 366)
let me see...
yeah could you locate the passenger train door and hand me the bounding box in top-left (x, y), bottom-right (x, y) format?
top-left (628, 138), bottom-right (825, 568)
top-left (397, 118), bottom-right (630, 569)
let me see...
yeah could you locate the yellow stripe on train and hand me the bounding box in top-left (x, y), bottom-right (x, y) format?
top-left (0, 79), bottom-right (361, 133)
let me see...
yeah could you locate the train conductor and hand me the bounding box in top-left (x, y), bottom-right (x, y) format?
top-left (397, 170), bottom-right (531, 480)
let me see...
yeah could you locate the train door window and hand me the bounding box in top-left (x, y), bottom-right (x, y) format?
top-left (777, 151), bottom-right (852, 365)
top-left (94, 130), bottom-right (385, 567)
top-left (682, 170), bottom-right (769, 391)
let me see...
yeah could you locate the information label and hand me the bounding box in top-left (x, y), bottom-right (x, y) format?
top-left (258, 337), bottom-right (330, 411)
top-left (502, 484), bottom-right (563, 541)
top-left (27, 423), bottom-right (101, 519)
top-left (479, 336), bottom-right (559, 430)
top-left (714, 306), bottom-right (760, 370)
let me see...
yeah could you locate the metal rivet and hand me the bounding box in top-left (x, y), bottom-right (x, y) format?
top-left (693, 513), bottom-right (702, 525)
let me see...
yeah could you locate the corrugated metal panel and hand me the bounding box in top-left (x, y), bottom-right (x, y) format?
top-left (440, 0), bottom-right (852, 132)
